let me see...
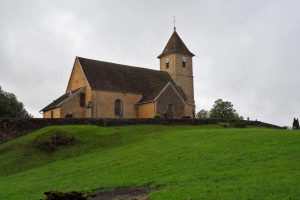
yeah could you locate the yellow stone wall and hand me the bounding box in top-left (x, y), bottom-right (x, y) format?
top-left (184, 104), bottom-right (194, 118)
top-left (92, 90), bottom-right (143, 118)
top-left (43, 107), bottom-right (61, 118)
top-left (43, 92), bottom-right (89, 119)
top-left (160, 54), bottom-right (177, 78)
top-left (160, 54), bottom-right (193, 79)
top-left (67, 59), bottom-right (87, 92)
top-left (159, 53), bottom-right (195, 115)
top-left (138, 103), bottom-right (155, 118)
top-left (66, 58), bottom-right (92, 107)
top-left (60, 93), bottom-right (88, 118)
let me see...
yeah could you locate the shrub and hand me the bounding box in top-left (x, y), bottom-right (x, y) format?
top-left (34, 131), bottom-right (76, 153)
top-left (229, 120), bottom-right (246, 128)
top-left (154, 115), bottom-right (161, 119)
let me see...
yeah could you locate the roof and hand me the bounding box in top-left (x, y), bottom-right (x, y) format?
top-left (40, 87), bottom-right (83, 112)
top-left (77, 57), bottom-right (185, 97)
top-left (138, 82), bottom-right (186, 104)
top-left (138, 83), bottom-right (167, 104)
top-left (158, 30), bottom-right (195, 58)
top-left (41, 57), bottom-right (187, 112)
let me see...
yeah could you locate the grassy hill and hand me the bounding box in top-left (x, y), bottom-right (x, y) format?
top-left (0, 125), bottom-right (299, 200)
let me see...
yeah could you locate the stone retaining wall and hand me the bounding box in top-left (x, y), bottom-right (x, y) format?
top-left (0, 118), bottom-right (283, 143)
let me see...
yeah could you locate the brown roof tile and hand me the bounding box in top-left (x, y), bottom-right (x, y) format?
top-left (158, 31), bottom-right (195, 58)
top-left (138, 83), bottom-right (168, 104)
top-left (78, 57), bottom-right (184, 96)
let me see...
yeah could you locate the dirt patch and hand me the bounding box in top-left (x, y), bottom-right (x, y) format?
top-left (41, 186), bottom-right (151, 200)
top-left (42, 191), bottom-right (87, 200)
top-left (90, 186), bottom-right (151, 200)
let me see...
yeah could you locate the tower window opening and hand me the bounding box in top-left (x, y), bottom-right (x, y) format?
top-left (166, 62), bottom-right (169, 68)
top-left (182, 61), bottom-right (186, 68)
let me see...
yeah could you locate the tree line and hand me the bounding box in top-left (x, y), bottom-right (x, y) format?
top-left (292, 118), bottom-right (299, 130)
top-left (196, 99), bottom-right (243, 121)
top-left (198, 99), bottom-right (300, 130)
top-left (0, 86), bottom-right (32, 118)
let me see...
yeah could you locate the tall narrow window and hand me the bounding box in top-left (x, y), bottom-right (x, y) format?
top-left (51, 110), bottom-right (54, 118)
top-left (80, 93), bottom-right (85, 107)
top-left (115, 99), bottom-right (123, 117)
top-left (182, 57), bottom-right (187, 68)
top-left (167, 104), bottom-right (174, 119)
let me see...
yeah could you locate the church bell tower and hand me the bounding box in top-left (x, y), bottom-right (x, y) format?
top-left (158, 28), bottom-right (195, 115)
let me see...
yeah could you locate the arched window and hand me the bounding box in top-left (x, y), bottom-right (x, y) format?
top-left (115, 99), bottom-right (123, 117)
top-left (182, 61), bottom-right (186, 68)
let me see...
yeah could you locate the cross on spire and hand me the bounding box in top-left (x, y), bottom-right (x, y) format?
top-left (172, 15), bottom-right (176, 32)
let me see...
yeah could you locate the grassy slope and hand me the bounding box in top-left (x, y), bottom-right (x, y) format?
top-left (0, 125), bottom-right (299, 200)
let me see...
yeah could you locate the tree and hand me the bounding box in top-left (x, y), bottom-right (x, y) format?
top-left (0, 86), bottom-right (32, 118)
top-left (295, 119), bottom-right (300, 129)
top-left (196, 109), bottom-right (209, 119)
top-left (209, 99), bottom-right (242, 121)
top-left (292, 118), bottom-right (300, 130)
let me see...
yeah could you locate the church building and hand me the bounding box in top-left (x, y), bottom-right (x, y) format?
top-left (40, 29), bottom-right (196, 118)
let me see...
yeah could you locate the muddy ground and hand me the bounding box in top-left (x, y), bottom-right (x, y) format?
top-left (43, 186), bottom-right (151, 200)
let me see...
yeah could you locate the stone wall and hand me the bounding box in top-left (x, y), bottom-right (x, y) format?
top-left (43, 107), bottom-right (61, 118)
top-left (0, 118), bottom-right (284, 143)
top-left (155, 84), bottom-right (185, 118)
top-left (66, 58), bottom-right (92, 105)
top-left (60, 92), bottom-right (87, 118)
top-left (138, 103), bottom-right (155, 118)
top-left (159, 53), bottom-right (195, 107)
top-left (92, 90), bottom-right (142, 118)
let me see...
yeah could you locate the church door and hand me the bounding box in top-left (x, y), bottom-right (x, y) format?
top-left (167, 104), bottom-right (174, 119)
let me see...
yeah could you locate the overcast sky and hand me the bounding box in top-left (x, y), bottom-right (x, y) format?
top-left (1, 0), bottom-right (300, 126)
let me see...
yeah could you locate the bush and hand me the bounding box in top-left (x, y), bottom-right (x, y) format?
top-left (153, 115), bottom-right (161, 119)
top-left (34, 131), bottom-right (76, 153)
top-left (229, 120), bottom-right (246, 128)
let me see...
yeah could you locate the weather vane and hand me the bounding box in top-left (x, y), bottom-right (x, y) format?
top-left (172, 15), bottom-right (176, 31)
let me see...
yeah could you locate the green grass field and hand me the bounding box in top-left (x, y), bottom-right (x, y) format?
top-left (0, 125), bottom-right (299, 200)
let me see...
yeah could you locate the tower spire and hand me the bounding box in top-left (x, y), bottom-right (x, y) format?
top-left (157, 30), bottom-right (195, 58)
top-left (172, 15), bottom-right (176, 32)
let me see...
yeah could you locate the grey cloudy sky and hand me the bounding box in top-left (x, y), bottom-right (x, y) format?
top-left (1, 0), bottom-right (300, 126)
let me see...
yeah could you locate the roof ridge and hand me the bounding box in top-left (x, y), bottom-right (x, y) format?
top-left (145, 82), bottom-right (169, 89)
top-left (77, 56), bottom-right (167, 73)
